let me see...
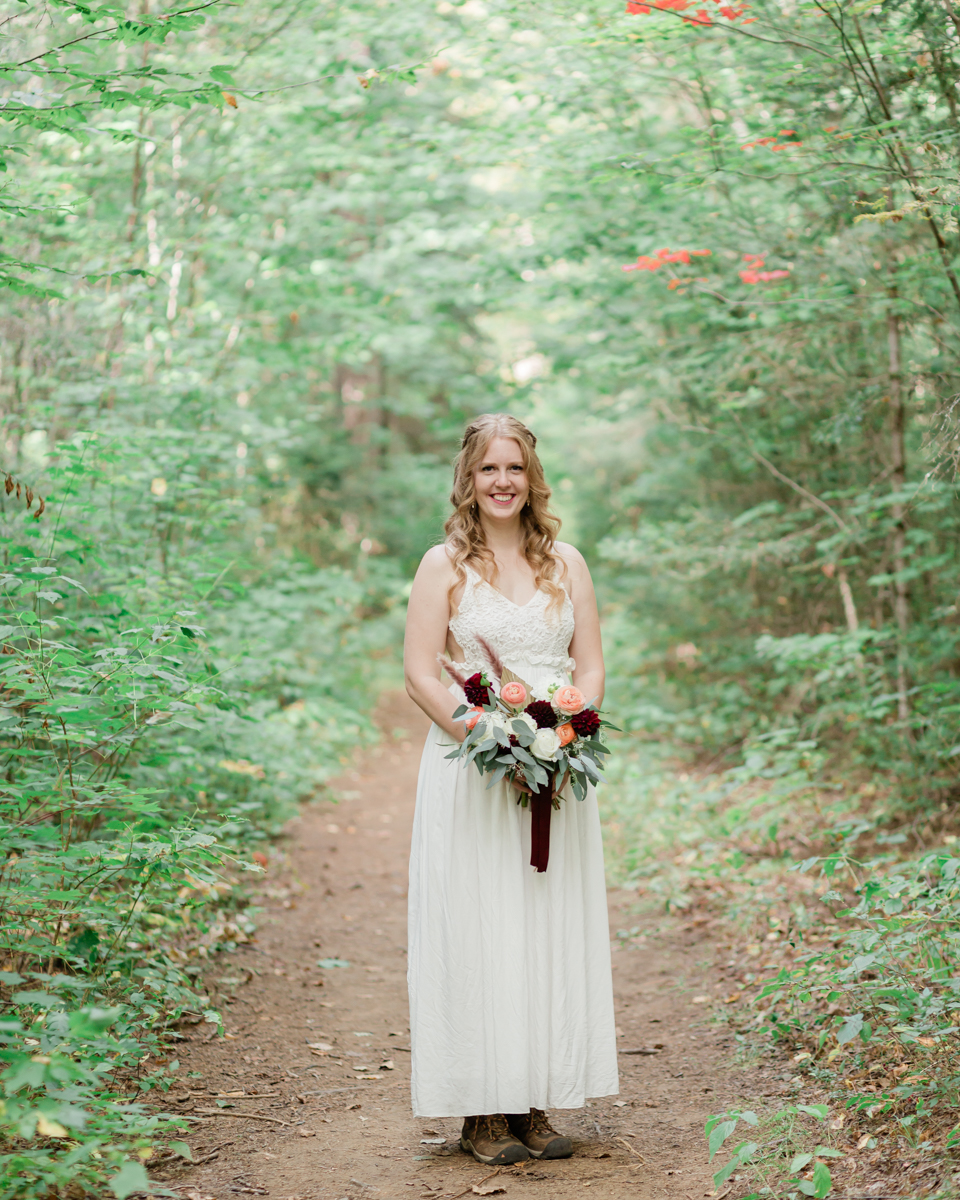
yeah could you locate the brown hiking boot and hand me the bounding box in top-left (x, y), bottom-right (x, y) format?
top-left (460, 1114), bottom-right (531, 1164)
top-left (506, 1109), bottom-right (573, 1159)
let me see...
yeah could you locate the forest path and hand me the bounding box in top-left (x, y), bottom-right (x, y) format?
top-left (167, 694), bottom-right (781, 1200)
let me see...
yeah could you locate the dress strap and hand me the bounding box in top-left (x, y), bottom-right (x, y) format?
top-left (460, 563), bottom-right (482, 602)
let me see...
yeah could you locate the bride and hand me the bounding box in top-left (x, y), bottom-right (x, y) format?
top-left (403, 413), bottom-right (619, 1164)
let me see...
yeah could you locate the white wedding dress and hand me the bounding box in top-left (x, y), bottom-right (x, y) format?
top-left (407, 565), bottom-right (619, 1117)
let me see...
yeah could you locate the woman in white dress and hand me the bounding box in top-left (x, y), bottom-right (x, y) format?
top-left (403, 413), bottom-right (618, 1165)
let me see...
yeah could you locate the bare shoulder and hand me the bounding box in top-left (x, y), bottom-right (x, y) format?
top-left (416, 543), bottom-right (457, 583)
top-left (554, 540), bottom-right (589, 576)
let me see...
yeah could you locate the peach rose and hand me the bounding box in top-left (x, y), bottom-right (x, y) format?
top-left (464, 707), bottom-right (484, 731)
top-left (500, 681), bottom-right (527, 707)
top-left (554, 684), bottom-right (585, 715)
top-left (556, 722), bottom-right (575, 747)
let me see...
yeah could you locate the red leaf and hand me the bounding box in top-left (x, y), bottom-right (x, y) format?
top-left (623, 248), bottom-right (712, 276)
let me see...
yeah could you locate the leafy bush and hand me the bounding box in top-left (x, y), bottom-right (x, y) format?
top-left (0, 450), bottom-right (400, 1193)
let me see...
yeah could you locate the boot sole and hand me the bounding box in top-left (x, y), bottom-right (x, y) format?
top-left (459, 1136), bottom-right (530, 1165)
top-left (522, 1136), bottom-right (574, 1159)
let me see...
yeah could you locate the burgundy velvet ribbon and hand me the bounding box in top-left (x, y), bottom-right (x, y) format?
top-left (530, 775), bottom-right (554, 873)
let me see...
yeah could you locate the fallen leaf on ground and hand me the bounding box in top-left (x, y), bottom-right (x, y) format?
top-left (471, 1186), bottom-right (505, 1196)
top-left (613, 1101), bottom-right (627, 1107)
top-left (297, 1129), bottom-right (316, 1138)
top-left (619, 1047), bottom-right (660, 1055)
top-left (420, 1137), bottom-right (445, 1144)
top-left (691, 995), bottom-right (708, 1004)
top-left (380, 1059), bottom-right (395, 1070)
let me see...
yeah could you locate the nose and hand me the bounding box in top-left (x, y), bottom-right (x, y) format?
top-left (494, 468), bottom-right (511, 488)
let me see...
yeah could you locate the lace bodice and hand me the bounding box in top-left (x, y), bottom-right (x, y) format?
top-left (449, 565), bottom-right (576, 678)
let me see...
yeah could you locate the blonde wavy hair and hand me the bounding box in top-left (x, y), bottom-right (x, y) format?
top-left (445, 413), bottom-right (567, 614)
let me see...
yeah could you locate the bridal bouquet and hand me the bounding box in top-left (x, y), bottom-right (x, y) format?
top-left (440, 641), bottom-right (613, 872)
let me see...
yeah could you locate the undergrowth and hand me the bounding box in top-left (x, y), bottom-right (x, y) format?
top-left (0, 455), bottom-right (402, 1198)
top-left (602, 716), bottom-right (960, 1198)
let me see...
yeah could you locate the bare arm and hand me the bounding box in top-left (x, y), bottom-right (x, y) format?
top-left (558, 543), bottom-right (605, 709)
top-left (403, 545), bottom-right (466, 742)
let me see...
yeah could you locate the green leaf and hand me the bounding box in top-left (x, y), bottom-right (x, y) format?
top-left (209, 64), bottom-right (237, 85)
top-left (707, 1119), bottom-right (737, 1160)
top-left (837, 1014), bottom-right (864, 1045)
top-left (317, 958), bottom-right (350, 969)
top-left (11, 991), bottom-right (63, 1007)
top-left (713, 1141), bottom-right (758, 1189)
top-left (811, 1160), bottom-right (833, 1197)
top-left (108, 1160), bottom-right (151, 1200)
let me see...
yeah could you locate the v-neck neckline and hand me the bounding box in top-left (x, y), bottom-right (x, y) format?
top-left (483, 580), bottom-right (540, 609)
top-left (469, 568), bottom-right (541, 610)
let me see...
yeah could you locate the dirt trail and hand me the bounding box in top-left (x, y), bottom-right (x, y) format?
top-left (163, 694), bottom-right (787, 1200)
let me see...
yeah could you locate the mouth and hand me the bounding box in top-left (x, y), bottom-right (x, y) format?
top-left (490, 493), bottom-right (516, 507)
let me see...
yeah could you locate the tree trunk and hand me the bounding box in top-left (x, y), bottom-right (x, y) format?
top-left (887, 276), bottom-right (910, 723)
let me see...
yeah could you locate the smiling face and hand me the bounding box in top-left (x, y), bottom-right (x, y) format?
top-left (472, 436), bottom-right (530, 525)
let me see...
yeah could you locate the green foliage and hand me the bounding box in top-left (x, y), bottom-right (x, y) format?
top-left (0, 451), bottom-right (397, 1191)
top-left (1, 0), bottom-right (960, 1191)
top-left (706, 1104), bottom-right (834, 1196)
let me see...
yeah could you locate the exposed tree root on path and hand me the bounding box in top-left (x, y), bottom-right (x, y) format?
top-left (156, 695), bottom-right (792, 1200)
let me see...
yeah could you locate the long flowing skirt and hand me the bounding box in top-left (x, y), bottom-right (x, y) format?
top-left (407, 672), bottom-right (619, 1118)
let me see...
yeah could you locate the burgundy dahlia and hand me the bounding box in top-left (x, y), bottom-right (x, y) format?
top-left (463, 672), bottom-right (490, 706)
top-left (524, 700), bottom-right (558, 729)
top-left (570, 708), bottom-right (601, 738)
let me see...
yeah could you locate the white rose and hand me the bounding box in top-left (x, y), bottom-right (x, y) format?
top-left (531, 727), bottom-right (561, 759)
top-left (531, 677), bottom-right (563, 703)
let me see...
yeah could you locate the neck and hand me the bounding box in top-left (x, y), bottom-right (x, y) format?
top-left (478, 516), bottom-right (525, 559)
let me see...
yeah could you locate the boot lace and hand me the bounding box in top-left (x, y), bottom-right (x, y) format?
top-left (527, 1108), bottom-right (557, 1134)
top-left (477, 1113), bottom-right (513, 1142)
